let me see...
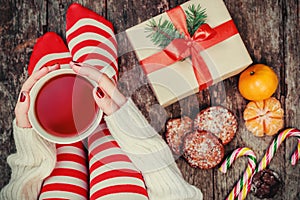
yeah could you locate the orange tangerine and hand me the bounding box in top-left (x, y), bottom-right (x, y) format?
top-left (238, 64), bottom-right (278, 101)
top-left (243, 97), bottom-right (284, 137)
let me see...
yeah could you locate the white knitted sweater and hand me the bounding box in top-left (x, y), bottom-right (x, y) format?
top-left (0, 99), bottom-right (203, 200)
top-left (0, 120), bottom-right (56, 200)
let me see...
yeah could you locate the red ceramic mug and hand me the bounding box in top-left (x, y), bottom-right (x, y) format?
top-left (28, 69), bottom-right (103, 144)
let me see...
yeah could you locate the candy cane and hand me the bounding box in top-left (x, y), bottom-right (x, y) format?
top-left (290, 139), bottom-right (300, 165)
top-left (237, 178), bottom-right (252, 200)
top-left (257, 128), bottom-right (300, 172)
top-left (219, 147), bottom-right (257, 200)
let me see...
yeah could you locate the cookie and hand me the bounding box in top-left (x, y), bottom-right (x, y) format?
top-left (251, 169), bottom-right (281, 199)
top-left (194, 106), bottom-right (238, 145)
top-left (165, 116), bottom-right (193, 155)
top-left (183, 130), bottom-right (224, 169)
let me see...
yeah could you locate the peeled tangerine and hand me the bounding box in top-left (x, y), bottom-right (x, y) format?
top-left (243, 97), bottom-right (284, 137)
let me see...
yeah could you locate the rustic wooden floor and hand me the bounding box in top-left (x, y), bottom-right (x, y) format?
top-left (0, 0), bottom-right (299, 199)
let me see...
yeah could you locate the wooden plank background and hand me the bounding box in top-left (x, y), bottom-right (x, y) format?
top-left (0, 0), bottom-right (299, 199)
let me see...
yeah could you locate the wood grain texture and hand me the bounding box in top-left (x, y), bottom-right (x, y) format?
top-left (0, 0), bottom-right (299, 199)
top-left (282, 1), bottom-right (300, 200)
top-left (0, 0), bottom-right (47, 187)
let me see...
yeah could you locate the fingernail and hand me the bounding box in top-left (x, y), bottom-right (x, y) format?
top-left (96, 87), bottom-right (104, 98)
top-left (20, 92), bottom-right (26, 102)
top-left (74, 63), bottom-right (81, 67)
top-left (72, 60), bottom-right (79, 63)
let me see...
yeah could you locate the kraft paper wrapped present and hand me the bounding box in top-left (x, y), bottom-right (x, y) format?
top-left (126, 0), bottom-right (252, 107)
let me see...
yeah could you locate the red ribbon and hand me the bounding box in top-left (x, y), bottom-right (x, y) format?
top-left (140, 6), bottom-right (239, 91)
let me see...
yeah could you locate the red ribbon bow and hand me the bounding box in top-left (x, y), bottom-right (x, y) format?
top-left (140, 6), bottom-right (239, 91)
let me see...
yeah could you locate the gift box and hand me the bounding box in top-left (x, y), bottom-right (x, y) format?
top-left (126, 0), bottom-right (252, 107)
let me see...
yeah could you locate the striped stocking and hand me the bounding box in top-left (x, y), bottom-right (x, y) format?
top-left (65, 4), bottom-right (148, 199)
top-left (88, 122), bottom-right (148, 200)
top-left (39, 142), bottom-right (89, 200)
top-left (28, 32), bottom-right (89, 199)
top-left (66, 3), bottom-right (118, 82)
top-left (27, 32), bottom-right (72, 75)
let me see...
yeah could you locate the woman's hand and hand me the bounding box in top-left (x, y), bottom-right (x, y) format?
top-left (70, 61), bottom-right (126, 115)
top-left (15, 64), bottom-right (60, 128)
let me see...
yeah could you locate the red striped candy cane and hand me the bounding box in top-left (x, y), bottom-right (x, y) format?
top-left (290, 138), bottom-right (299, 166)
top-left (257, 128), bottom-right (300, 172)
top-left (219, 147), bottom-right (257, 200)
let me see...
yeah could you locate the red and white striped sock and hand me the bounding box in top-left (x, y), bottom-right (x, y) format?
top-left (66, 3), bottom-right (118, 82)
top-left (88, 122), bottom-right (148, 200)
top-left (28, 32), bottom-right (89, 199)
top-left (39, 142), bottom-right (89, 200)
top-left (28, 32), bottom-right (72, 75)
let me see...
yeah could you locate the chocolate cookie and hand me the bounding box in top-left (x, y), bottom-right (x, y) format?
top-left (251, 169), bottom-right (282, 199)
top-left (194, 106), bottom-right (238, 145)
top-left (183, 130), bottom-right (224, 169)
top-left (165, 116), bottom-right (193, 155)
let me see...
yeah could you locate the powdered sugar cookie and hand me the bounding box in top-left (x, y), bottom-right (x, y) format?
top-left (194, 106), bottom-right (237, 144)
top-left (165, 116), bottom-right (193, 155)
top-left (183, 130), bottom-right (224, 169)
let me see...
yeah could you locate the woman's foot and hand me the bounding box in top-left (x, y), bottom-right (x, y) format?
top-left (28, 32), bottom-right (72, 75)
top-left (66, 3), bottom-right (118, 81)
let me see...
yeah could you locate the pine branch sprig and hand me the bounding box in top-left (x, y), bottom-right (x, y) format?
top-left (185, 4), bottom-right (207, 36)
top-left (145, 4), bottom-right (207, 48)
top-left (145, 18), bottom-right (183, 48)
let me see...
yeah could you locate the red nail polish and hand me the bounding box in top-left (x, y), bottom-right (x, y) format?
top-left (20, 92), bottom-right (26, 102)
top-left (96, 87), bottom-right (104, 98)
